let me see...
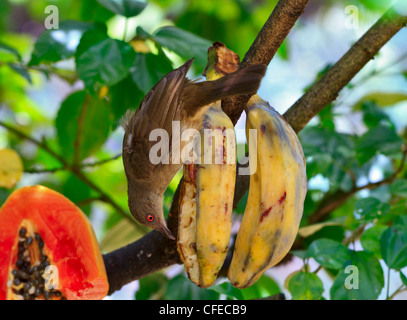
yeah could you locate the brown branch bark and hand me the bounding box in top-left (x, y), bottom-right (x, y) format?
top-left (0, 120), bottom-right (137, 227)
top-left (222, 0), bottom-right (310, 125)
top-left (308, 174), bottom-right (397, 225)
top-left (102, 3), bottom-right (407, 295)
top-left (103, 0), bottom-right (310, 295)
top-left (308, 144), bottom-right (407, 225)
top-left (103, 232), bottom-right (180, 294)
top-left (284, 6), bottom-right (407, 133)
top-left (24, 153), bottom-right (122, 173)
top-left (289, 145), bottom-right (407, 254)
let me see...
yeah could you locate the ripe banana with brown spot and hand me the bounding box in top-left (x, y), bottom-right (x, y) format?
top-left (177, 94), bottom-right (236, 287)
top-left (227, 94), bottom-right (307, 288)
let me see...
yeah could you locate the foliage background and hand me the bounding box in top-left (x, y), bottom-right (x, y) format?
top-left (0, 0), bottom-right (407, 300)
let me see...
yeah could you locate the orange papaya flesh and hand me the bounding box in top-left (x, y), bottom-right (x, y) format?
top-left (0, 185), bottom-right (109, 300)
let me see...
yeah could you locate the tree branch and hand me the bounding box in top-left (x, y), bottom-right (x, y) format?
top-left (0, 120), bottom-right (66, 164)
top-left (104, 186), bottom-right (182, 294)
top-left (222, 0), bottom-right (310, 124)
top-left (0, 120), bottom-right (138, 228)
top-left (105, 6), bottom-right (407, 296)
top-left (103, 0), bottom-right (311, 295)
top-left (0, 61), bottom-right (78, 84)
top-left (5, 0), bottom-right (405, 296)
top-left (103, 3), bottom-right (406, 294)
top-left (288, 145), bottom-right (407, 255)
top-left (309, 144), bottom-right (407, 225)
top-left (24, 153), bottom-right (122, 173)
top-left (103, 2), bottom-right (406, 295)
top-left (284, 6), bottom-right (407, 133)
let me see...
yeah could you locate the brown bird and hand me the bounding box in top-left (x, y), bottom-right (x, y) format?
top-left (122, 58), bottom-right (266, 240)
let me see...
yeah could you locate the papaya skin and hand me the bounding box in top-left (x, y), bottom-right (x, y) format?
top-left (0, 185), bottom-right (109, 300)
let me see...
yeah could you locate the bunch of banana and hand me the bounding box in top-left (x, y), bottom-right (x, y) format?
top-left (227, 94), bottom-right (307, 288)
top-left (178, 42), bottom-right (307, 289)
top-left (177, 70), bottom-right (237, 288)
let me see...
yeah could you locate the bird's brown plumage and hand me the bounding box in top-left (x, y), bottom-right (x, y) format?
top-left (122, 58), bottom-right (266, 239)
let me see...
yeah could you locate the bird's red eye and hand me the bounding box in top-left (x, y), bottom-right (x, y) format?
top-left (146, 214), bottom-right (154, 222)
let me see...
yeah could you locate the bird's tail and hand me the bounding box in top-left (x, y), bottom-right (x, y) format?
top-left (182, 64), bottom-right (267, 116)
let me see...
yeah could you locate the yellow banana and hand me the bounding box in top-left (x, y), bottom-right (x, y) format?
top-left (177, 70), bottom-right (236, 288)
top-left (177, 166), bottom-right (199, 285)
top-left (227, 95), bottom-right (307, 288)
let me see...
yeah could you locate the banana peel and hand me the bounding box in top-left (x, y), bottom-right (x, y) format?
top-left (177, 67), bottom-right (237, 288)
top-left (227, 95), bottom-right (307, 288)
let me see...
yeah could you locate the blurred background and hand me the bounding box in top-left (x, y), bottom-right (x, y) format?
top-left (0, 0), bottom-right (406, 300)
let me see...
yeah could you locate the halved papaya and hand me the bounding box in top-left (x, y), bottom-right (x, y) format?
top-left (0, 185), bottom-right (109, 300)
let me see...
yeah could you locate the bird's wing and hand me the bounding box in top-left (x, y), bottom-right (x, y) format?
top-left (122, 59), bottom-right (194, 188)
top-left (123, 58), bottom-right (193, 140)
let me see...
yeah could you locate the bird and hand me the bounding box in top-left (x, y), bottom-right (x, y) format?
top-left (122, 58), bottom-right (266, 240)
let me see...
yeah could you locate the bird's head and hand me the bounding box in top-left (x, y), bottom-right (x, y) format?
top-left (127, 185), bottom-right (175, 240)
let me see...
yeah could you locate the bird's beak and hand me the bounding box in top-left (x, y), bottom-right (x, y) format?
top-left (157, 224), bottom-right (176, 241)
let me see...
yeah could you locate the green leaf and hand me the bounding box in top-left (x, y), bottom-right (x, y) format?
top-left (131, 52), bottom-right (173, 94)
top-left (291, 250), bottom-right (308, 260)
top-left (152, 26), bottom-right (212, 71)
top-left (97, 0), bottom-right (147, 17)
top-left (76, 32), bottom-right (136, 90)
top-left (8, 63), bottom-right (32, 84)
top-left (299, 126), bottom-right (354, 159)
top-left (0, 188), bottom-right (12, 207)
top-left (135, 26), bottom-right (151, 39)
top-left (100, 219), bottom-right (144, 253)
top-left (299, 221), bottom-right (342, 238)
top-left (55, 91), bottom-right (112, 163)
top-left (380, 226), bottom-right (407, 270)
top-left (307, 238), bottom-right (351, 270)
top-left (360, 225), bottom-right (387, 257)
top-left (79, 0), bottom-right (115, 23)
top-left (209, 281), bottom-right (244, 300)
top-left (318, 103), bottom-right (336, 130)
top-left (400, 271), bottom-right (407, 287)
top-left (164, 274), bottom-right (220, 300)
top-left (358, 0), bottom-right (392, 11)
top-left (288, 272), bottom-right (324, 300)
top-left (235, 190), bottom-right (248, 215)
top-left (330, 250), bottom-right (384, 300)
top-left (0, 42), bottom-right (22, 61)
top-left (353, 92), bottom-right (407, 110)
top-left (354, 197), bottom-right (390, 221)
top-left (391, 179), bottom-right (407, 198)
top-left (306, 153), bottom-right (332, 179)
top-left (360, 102), bottom-right (394, 129)
top-left (62, 174), bottom-right (93, 216)
top-left (108, 75), bottom-right (144, 124)
top-left (393, 215), bottom-right (407, 227)
top-left (136, 273), bottom-right (168, 300)
top-left (300, 126), bottom-right (356, 190)
top-left (29, 20), bottom-right (92, 65)
top-left (239, 274), bottom-right (280, 300)
top-left (277, 39), bottom-right (289, 60)
top-left (302, 225), bottom-right (346, 249)
top-left (356, 125), bottom-right (403, 165)
top-left (75, 29), bottom-right (109, 57)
